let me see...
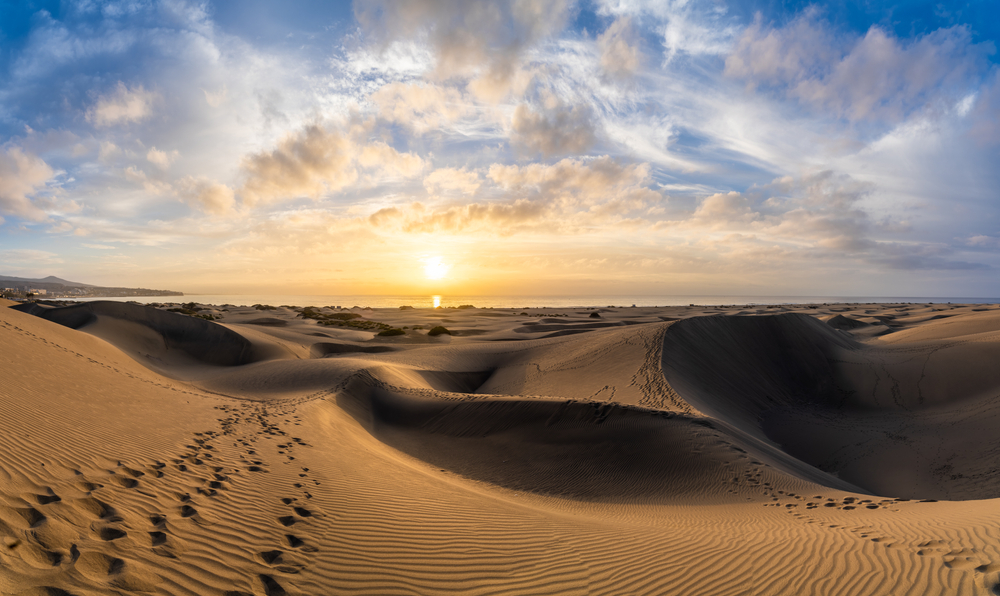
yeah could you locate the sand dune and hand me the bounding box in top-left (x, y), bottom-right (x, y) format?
top-left (12, 301), bottom-right (257, 373)
top-left (4, 299), bottom-right (1000, 594)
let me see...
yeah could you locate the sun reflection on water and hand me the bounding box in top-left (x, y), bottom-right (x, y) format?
top-left (432, 295), bottom-right (441, 308)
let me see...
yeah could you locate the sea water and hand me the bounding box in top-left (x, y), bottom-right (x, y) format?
top-left (64, 294), bottom-right (1000, 309)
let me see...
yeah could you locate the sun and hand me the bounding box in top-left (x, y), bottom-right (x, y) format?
top-left (423, 257), bottom-right (450, 280)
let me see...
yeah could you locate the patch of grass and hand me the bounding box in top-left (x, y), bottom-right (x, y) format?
top-left (427, 325), bottom-right (452, 336)
top-left (299, 309), bottom-right (362, 322)
top-left (167, 306), bottom-right (219, 321)
top-left (299, 308), bottom-right (395, 332)
top-left (319, 319), bottom-right (394, 331)
top-left (377, 328), bottom-right (405, 336)
top-left (253, 304), bottom-right (277, 310)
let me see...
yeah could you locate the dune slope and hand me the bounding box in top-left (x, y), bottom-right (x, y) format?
top-left (4, 300), bottom-right (1000, 595)
top-left (663, 312), bottom-right (1000, 500)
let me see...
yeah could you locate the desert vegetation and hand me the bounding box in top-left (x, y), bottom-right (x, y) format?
top-left (167, 302), bottom-right (219, 321)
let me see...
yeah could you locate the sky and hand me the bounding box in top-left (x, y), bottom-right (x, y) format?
top-left (1, 0), bottom-right (999, 297)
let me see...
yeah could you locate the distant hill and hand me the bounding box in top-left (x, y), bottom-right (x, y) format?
top-left (0, 274), bottom-right (181, 298)
top-left (0, 275), bottom-right (93, 287)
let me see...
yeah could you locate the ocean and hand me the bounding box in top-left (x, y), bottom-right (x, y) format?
top-left (62, 294), bottom-right (1000, 309)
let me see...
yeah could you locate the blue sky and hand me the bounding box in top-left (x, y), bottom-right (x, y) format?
top-left (1, 0), bottom-right (998, 296)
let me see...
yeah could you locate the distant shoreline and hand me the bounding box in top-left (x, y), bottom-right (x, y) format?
top-left (29, 297), bottom-right (1000, 311)
top-left (45, 294), bottom-right (1000, 309)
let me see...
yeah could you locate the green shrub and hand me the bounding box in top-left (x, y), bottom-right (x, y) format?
top-left (327, 312), bottom-right (362, 321)
top-left (427, 325), bottom-right (451, 336)
top-left (378, 328), bottom-right (405, 336)
top-left (167, 307), bottom-right (218, 320)
top-left (253, 304), bottom-right (277, 310)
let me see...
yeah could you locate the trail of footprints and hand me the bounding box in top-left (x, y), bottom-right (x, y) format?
top-left (708, 437), bottom-right (1000, 591)
top-left (1, 319), bottom-right (209, 399)
top-left (0, 401), bottom-right (324, 595)
top-left (747, 464), bottom-right (1000, 591)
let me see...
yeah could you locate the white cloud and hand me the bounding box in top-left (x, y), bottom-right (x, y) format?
top-left (596, 0), bottom-right (739, 62)
top-left (86, 81), bottom-right (159, 127)
top-left (240, 124), bottom-right (358, 206)
top-left (511, 100), bottom-right (598, 157)
top-left (424, 168), bottom-right (481, 195)
top-left (98, 140), bottom-right (122, 162)
top-left (726, 14), bottom-right (992, 121)
top-left (0, 146), bottom-right (56, 221)
top-left (239, 121), bottom-right (430, 205)
top-left (123, 166), bottom-right (172, 195)
top-left (146, 147), bottom-right (179, 169)
top-left (369, 82), bottom-right (470, 133)
top-left (598, 17), bottom-right (642, 80)
top-left (202, 85), bottom-right (228, 107)
top-left (177, 176), bottom-right (235, 215)
top-left (357, 142), bottom-right (427, 179)
top-left (355, 0), bottom-right (572, 100)
top-left (47, 220), bottom-right (73, 234)
top-left (969, 70), bottom-right (1000, 146)
top-left (690, 191), bottom-right (757, 227)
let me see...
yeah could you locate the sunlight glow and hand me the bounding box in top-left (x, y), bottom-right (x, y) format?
top-left (424, 257), bottom-right (450, 280)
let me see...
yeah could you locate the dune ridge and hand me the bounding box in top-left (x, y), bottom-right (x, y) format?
top-left (12, 301), bottom-right (256, 370)
top-left (3, 299), bottom-right (1000, 594)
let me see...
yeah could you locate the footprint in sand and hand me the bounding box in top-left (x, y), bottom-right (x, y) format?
top-left (108, 475), bottom-right (139, 489)
top-left (75, 551), bottom-right (125, 581)
top-left (3, 506), bottom-right (47, 529)
top-left (913, 541), bottom-right (986, 570)
top-left (285, 533), bottom-right (318, 553)
top-left (75, 550), bottom-right (160, 592)
top-left (71, 496), bottom-right (117, 521)
top-left (96, 527), bottom-right (127, 541)
top-left (258, 573), bottom-right (288, 595)
top-left (23, 491), bottom-right (61, 506)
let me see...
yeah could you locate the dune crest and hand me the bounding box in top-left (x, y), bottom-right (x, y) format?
top-left (13, 301), bottom-right (256, 371)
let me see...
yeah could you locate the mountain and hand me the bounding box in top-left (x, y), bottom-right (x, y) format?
top-left (0, 275), bottom-right (93, 287)
top-left (0, 274), bottom-right (181, 297)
